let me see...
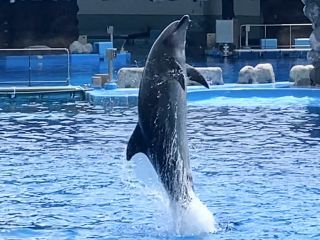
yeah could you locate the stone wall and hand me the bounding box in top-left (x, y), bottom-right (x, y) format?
top-left (0, 0), bottom-right (79, 48)
top-left (117, 67), bottom-right (224, 88)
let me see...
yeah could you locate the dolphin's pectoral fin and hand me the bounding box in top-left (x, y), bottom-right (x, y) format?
top-left (186, 64), bottom-right (210, 89)
top-left (176, 72), bottom-right (186, 90)
top-left (167, 57), bottom-right (186, 90)
top-left (126, 124), bottom-right (148, 161)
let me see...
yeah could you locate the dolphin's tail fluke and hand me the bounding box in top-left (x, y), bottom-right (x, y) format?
top-left (170, 191), bottom-right (219, 236)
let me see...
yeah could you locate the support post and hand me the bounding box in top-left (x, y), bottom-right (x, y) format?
top-left (106, 48), bottom-right (117, 82)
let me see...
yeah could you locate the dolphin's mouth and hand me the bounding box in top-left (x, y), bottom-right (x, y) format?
top-left (176, 15), bottom-right (191, 31)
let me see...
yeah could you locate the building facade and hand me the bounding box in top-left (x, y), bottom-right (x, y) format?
top-left (0, 0), bottom-right (308, 49)
top-left (77, 0), bottom-right (261, 37)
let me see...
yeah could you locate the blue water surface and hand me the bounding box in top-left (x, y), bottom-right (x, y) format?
top-left (0, 98), bottom-right (319, 239)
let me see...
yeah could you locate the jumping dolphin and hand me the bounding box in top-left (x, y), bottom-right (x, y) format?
top-left (126, 15), bottom-right (217, 234)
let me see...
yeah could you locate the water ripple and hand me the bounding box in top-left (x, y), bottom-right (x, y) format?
top-left (0, 100), bottom-right (319, 239)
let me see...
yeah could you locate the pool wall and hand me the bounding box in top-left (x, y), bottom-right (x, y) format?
top-left (0, 52), bottom-right (131, 87)
top-left (86, 82), bottom-right (320, 106)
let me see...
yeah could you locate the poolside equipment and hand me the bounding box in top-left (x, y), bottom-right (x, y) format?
top-left (0, 85), bottom-right (85, 100)
top-left (107, 26), bottom-right (114, 44)
top-left (104, 82), bottom-right (117, 90)
top-left (293, 38), bottom-right (310, 48)
top-left (106, 48), bottom-right (117, 82)
top-left (216, 19), bottom-right (238, 56)
top-left (94, 42), bottom-right (113, 59)
top-left (260, 38), bottom-right (277, 49)
top-left (92, 74), bottom-right (109, 88)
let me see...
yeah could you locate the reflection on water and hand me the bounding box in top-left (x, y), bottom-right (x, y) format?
top-left (0, 99), bottom-right (319, 239)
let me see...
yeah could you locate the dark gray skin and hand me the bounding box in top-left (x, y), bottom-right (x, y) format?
top-left (127, 15), bottom-right (209, 205)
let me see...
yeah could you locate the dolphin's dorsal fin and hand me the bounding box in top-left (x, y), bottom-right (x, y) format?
top-left (186, 64), bottom-right (210, 89)
top-left (127, 124), bottom-right (148, 161)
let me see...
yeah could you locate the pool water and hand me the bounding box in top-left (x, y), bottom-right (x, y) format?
top-left (0, 98), bottom-right (319, 239)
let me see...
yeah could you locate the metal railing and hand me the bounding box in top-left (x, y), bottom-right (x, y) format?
top-left (0, 47), bottom-right (70, 86)
top-left (239, 23), bottom-right (312, 49)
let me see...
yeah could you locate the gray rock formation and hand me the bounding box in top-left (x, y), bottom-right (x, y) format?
top-left (117, 67), bottom-right (224, 88)
top-left (301, 0), bottom-right (320, 85)
top-left (69, 41), bottom-right (93, 54)
top-left (238, 66), bottom-right (257, 84)
top-left (238, 64), bottom-right (275, 84)
top-left (117, 68), bottom-right (144, 88)
top-left (290, 65), bottom-right (314, 86)
top-left (187, 67), bottom-right (224, 86)
top-left (255, 63), bottom-right (275, 83)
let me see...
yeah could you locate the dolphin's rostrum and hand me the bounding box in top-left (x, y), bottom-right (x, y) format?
top-left (126, 15), bottom-right (216, 234)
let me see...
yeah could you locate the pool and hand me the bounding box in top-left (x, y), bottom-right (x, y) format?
top-left (0, 97), bottom-right (319, 239)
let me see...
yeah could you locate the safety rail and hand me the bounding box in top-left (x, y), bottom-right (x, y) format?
top-left (0, 47), bottom-right (70, 87)
top-left (239, 23), bottom-right (312, 49)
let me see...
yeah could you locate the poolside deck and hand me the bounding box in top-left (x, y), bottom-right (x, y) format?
top-left (205, 47), bottom-right (311, 58)
top-left (0, 85), bottom-right (87, 100)
top-left (234, 48), bottom-right (311, 53)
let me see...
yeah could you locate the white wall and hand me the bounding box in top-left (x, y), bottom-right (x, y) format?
top-left (77, 0), bottom-right (213, 15)
top-left (235, 0), bottom-right (260, 16)
top-left (78, 0), bottom-right (260, 17)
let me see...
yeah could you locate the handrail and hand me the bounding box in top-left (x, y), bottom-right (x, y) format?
top-left (239, 23), bottom-right (312, 49)
top-left (0, 47), bottom-right (70, 86)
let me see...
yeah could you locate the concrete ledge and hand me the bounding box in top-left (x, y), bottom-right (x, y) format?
top-left (187, 87), bottom-right (320, 101)
top-left (0, 86), bottom-right (86, 100)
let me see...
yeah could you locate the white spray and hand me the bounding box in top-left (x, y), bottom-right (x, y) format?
top-left (132, 154), bottom-right (219, 236)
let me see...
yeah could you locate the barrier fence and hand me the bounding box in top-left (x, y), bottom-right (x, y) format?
top-left (239, 23), bottom-right (312, 49)
top-left (0, 47), bottom-right (70, 87)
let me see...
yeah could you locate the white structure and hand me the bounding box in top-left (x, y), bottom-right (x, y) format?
top-left (187, 67), bottom-right (223, 86)
top-left (238, 66), bottom-right (257, 84)
top-left (290, 65), bottom-right (314, 86)
top-left (238, 63), bottom-right (275, 84)
top-left (117, 68), bottom-right (144, 88)
top-left (255, 63), bottom-right (275, 84)
top-left (77, 0), bottom-right (261, 37)
top-left (69, 41), bottom-right (93, 54)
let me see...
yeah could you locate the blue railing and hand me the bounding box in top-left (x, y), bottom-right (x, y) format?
top-left (239, 23), bottom-right (312, 49)
top-left (0, 47), bottom-right (70, 87)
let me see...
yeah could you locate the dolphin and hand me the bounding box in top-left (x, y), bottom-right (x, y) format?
top-left (126, 15), bottom-right (217, 234)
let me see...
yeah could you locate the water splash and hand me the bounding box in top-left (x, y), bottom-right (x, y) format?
top-left (131, 154), bottom-right (218, 236)
top-left (170, 190), bottom-right (218, 236)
